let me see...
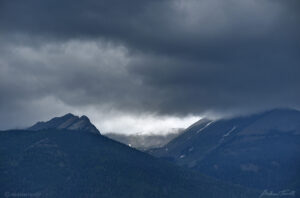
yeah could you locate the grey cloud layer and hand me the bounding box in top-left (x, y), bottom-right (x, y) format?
top-left (0, 0), bottom-right (299, 129)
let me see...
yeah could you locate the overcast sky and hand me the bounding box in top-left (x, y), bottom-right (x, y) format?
top-left (0, 0), bottom-right (299, 134)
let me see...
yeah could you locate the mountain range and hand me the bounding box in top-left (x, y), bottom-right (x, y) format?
top-left (0, 114), bottom-right (258, 198)
top-left (1, 109), bottom-right (299, 197)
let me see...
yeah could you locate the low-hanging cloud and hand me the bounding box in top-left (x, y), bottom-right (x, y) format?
top-left (0, 0), bottom-right (299, 133)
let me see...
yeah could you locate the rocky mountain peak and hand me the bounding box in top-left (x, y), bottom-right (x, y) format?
top-left (28, 113), bottom-right (100, 135)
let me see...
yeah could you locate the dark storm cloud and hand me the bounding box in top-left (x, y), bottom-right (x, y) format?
top-left (0, 0), bottom-right (299, 129)
top-left (0, 0), bottom-right (166, 46)
top-left (2, 0), bottom-right (298, 55)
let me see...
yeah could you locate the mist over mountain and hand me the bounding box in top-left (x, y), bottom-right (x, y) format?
top-left (150, 109), bottom-right (300, 193)
top-left (105, 129), bottom-right (184, 150)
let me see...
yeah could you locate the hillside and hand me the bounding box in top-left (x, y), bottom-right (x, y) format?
top-left (150, 109), bottom-right (300, 192)
top-left (0, 128), bottom-right (257, 198)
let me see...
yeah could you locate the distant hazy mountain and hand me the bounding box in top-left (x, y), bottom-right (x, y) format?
top-left (105, 129), bottom-right (183, 150)
top-left (150, 109), bottom-right (300, 193)
top-left (28, 113), bottom-right (100, 135)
